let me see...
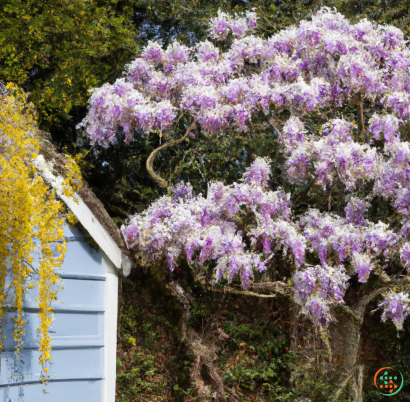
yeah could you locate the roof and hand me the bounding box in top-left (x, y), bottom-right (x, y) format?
top-left (37, 132), bottom-right (132, 274)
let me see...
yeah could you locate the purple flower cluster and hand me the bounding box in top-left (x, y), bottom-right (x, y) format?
top-left (352, 252), bottom-right (373, 283)
top-left (121, 158), bottom-right (290, 288)
top-left (379, 292), bottom-right (410, 330)
top-left (282, 118), bottom-right (378, 190)
top-left (294, 265), bottom-right (349, 324)
top-left (368, 114), bottom-right (400, 144)
top-left (77, 79), bottom-right (176, 147)
top-left (209, 9), bottom-right (257, 40)
top-left (301, 209), bottom-right (397, 278)
top-left (373, 141), bottom-right (410, 216)
top-left (122, 155), bottom-right (410, 327)
top-left (121, 153), bottom-right (409, 327)
top-left (80, 7), bottom-right (410, 146)
top-left (241, 156), bottom-right (271, 187)
top-left (344, 197), bottom-right (369, 226)
top-left (400, 243), bottom-right (410, 270)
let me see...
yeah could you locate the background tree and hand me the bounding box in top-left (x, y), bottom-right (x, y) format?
top-left (0, 0), bottom-right (324, 224)
top-left (333, 0), bottom-right (410, 32)
top-left (0, 0), bottom-right (138, 142)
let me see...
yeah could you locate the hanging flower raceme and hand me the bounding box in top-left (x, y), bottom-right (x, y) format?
top-left (294, 265), bottom-right (349, 325)
top-left (122, 158), bottom-right (290, 288)
top-left (0, 84), bottom-right (69, 383)
top-left (379, 292), bottom-right (410, 330)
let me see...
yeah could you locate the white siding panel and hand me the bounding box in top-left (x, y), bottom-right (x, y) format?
top-left (0, 348), bottom-right (103, 385)
top-left (24, 278), bottom-right (105, 313)
top-left (61, 241), bottom-right (105, 276)
top-left (0, 380), bottom-right (103, 402)
top-left (2, 311), bottom-right (104, 350)
top-left (0, 223), bottom-right (119, 401)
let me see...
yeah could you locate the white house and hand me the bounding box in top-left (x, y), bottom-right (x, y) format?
top-left (0, 135), bottom-right (131, 402)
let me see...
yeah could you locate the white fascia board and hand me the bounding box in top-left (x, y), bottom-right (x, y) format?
top-left (33, 155), bottom-right (123, 269)
top-left (60, 193), bottom-right (123, 269)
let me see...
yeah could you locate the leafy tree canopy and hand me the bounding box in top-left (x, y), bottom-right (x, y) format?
top-left (0, 0), bottom-right (138, 140)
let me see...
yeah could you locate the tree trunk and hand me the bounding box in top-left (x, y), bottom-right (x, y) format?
top-left (326, 283), bottom-right (408, 401)
top-left (330, 310), bottom-right (362, 372)
top-left (168, 282), bottom-right (226, 401)
top-left (328, 307), bottom-right (365, 402)
top-left (356, 365), bottom-right (364, 402)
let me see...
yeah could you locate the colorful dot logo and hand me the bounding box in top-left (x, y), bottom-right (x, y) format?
top-left (374, 367), bottom-right (404, 396)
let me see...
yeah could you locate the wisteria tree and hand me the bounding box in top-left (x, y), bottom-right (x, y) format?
top-left (80, 8), bottom-right (410, 400)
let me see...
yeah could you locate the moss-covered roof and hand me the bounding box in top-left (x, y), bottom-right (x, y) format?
top-left (37, 131), bottom-right (128, 253)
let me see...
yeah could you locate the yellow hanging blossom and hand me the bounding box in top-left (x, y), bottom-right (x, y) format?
top-left (0, 83), bottom-right (75, 383)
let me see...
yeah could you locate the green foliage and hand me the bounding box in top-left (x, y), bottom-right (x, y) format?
top-left (133, 0), bottom-right (323, 45)
top-left (294, 376), bottom-right (337, 402)
top-left (116, 272), bottom-right (194, 401)
top-left (328, 0), bottom-right (410, 36)
top-left (79, 133), bottom-right (163, 223)
top-left (210, 296), bottom-right (296, 401)
top-left (116, 266), bottom-right (296, 401)
top-left (220, 320), bottom-right (295, 401)
top-left (116, 350), bottom-right (168, 400)
top-left (361, 307), bottom-right (410, 401)
top-left (0, 0), bottom-right (138, 139)
top-left (81, 117), bottom-right (285, 223)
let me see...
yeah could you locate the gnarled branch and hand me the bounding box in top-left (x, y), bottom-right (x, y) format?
top-left (354, 277), bottom-right (410, 316)
top-left (206, 281), bottom-right (292, 298)
top-left (248, 281), bottom-right (292, 296)
top-left (146, 121), bottom-right (196, 189)
top-left (207, 286), bottom-right (279, 298)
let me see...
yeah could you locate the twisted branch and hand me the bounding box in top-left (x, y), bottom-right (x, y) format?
top-left (146, 121), bottom-right (196, 189)
top-left (205, 281), bottom-right (292, 298)
top-left (248, 281), bottom-right (292, 296)
top-left (206, 286), bottom-right (279, 298)
top-left (355, 277), bottom-right (410, 317)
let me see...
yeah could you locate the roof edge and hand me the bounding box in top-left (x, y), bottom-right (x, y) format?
top-left (60, 190), bottom-right (123, 269)
top-left (35, 132), bottom-right (132, 274)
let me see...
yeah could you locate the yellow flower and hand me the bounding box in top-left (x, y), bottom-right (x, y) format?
top-left (0, 86), bottom-right (69, 384)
